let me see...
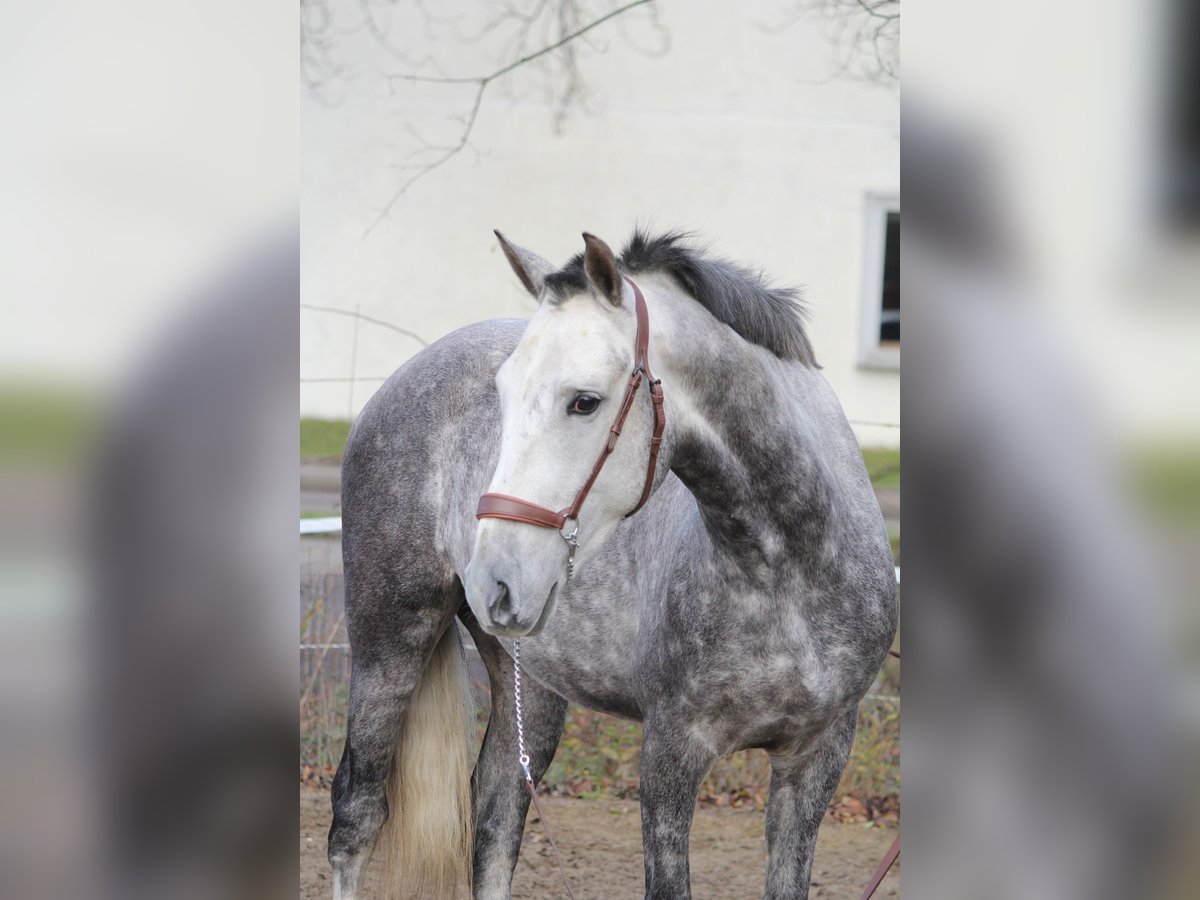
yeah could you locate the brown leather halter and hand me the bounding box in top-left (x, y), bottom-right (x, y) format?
top-left (475, 277), bottom-right (666, 558)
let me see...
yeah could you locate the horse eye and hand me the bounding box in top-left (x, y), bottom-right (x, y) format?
top-left (569, 394), bottom-right (602, 415)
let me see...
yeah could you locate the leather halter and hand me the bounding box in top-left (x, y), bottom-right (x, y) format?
top-left (476, 277), bottom-right (666, 536)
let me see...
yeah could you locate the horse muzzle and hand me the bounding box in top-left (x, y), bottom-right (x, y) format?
top-left (463, 557), bottom-right (560, 637)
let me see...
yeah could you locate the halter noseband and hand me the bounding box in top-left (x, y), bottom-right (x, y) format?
top-left (475, 277), bottom-right (666, 570)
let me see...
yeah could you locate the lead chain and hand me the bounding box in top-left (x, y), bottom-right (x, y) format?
top-left (511, 638), bottom-right (579, 900)
top-left (513, 638), bottom-right (532, 780)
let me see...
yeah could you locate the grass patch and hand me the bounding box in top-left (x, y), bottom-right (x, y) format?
top-left (538, 662), bottom-right (901, 810)
top-left (302, 416), bottom-right (899, 482)
top-left (861, 447), bottom-right (900, 489)
top-left (1132, 445), bottom-right (1200, 522)
top-left (541, 676), bottom-right (900, 812)
top-left (301, 418), bottom-right (351, 461)
top-left (0, 384), bottom-right (98, 467)
top-left (303, 689), bottom-right (901, 815)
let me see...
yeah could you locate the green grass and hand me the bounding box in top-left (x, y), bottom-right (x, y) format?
top-left (302, 416), bottom-right (902, 488)
top-left (861, 447), bottom-right (900, 489)
top-left (301, 418), bottom-right (352, 460)
top-left (1132, 446), bottom-right (1200, 522)
top-left (0, 385), bottom-right (98, 467)
top-left (540, 680), bottom-right (900, 809)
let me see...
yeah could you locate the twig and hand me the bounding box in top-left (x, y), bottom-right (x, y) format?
top-left (389, 0), bottom-right (654, 85)
top-left (362, 82), bottom-right (489, 239)
top-left (761, 0), bottom-right (899, 87)
top-left (301, 302), bottom-right (429, 347)
top-left (300, 612), bottom-right (347, 710)
top-left (364, 0), bottom-right (657, 238)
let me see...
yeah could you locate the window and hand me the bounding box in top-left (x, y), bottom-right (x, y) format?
top-left (859, 194), bottom-right (900, 369)
top-left (1161, 0), bottom-right (1200, 233)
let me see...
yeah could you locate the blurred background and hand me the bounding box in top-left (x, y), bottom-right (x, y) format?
top-left (1, 3), bottom-right (298, 899)
top-left (903, 1), bottom-right (1199, 898)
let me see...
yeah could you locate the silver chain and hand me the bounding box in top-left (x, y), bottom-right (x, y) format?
top-left (513, 635), bottom-right (578, 899)
top-left (512, 638), bottom-right (532, 780)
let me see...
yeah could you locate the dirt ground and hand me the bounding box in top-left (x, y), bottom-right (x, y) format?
top-left (301, 786), bottom-right (898, 899)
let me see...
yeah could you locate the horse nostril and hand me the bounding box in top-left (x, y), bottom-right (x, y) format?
top-left (489, 581), bottom-right (512, 619)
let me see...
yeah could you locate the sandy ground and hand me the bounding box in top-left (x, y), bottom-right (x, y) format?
top-left (301, 787), bottom-right (898, 899)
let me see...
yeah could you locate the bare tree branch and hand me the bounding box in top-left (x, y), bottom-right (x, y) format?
top-left (853, 0), bottom-right (899, 21)
top-left (763, 0), bottom-right (899, 88)
top-left (363, 0), bottom-right (659, 238)
top-left (301, 0), bottom-right (347, 97)
top-left (302, 1), bottom-right (668, 237)
top-left (360, 82), bottom-right (489, 238)
top-left (388, 0), bottom-right (655, 86)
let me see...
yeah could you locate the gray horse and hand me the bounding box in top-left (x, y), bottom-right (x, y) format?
top-left (328, 230), bottom-right (898, 900)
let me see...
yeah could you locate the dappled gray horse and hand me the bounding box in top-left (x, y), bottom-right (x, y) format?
top-left (328, 230), bottom-right (897, 900)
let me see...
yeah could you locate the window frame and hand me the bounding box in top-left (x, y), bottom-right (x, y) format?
top-left (858, 192), bottom-right (900, 370)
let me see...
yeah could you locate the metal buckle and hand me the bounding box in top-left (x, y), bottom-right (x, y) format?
top-left (559, 516), bottom-right (579, 579)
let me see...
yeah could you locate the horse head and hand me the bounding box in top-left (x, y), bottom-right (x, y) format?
top-left (463, 231), bottom-right (665, 636)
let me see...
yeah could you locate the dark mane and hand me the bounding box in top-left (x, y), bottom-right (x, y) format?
top-left (544, 230), bottom-right (817, 366)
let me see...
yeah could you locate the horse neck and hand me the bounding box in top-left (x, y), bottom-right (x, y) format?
top-left (646, 279), bottom-right (842, 573)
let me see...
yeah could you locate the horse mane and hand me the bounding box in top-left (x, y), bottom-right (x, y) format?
top-left (544, 229), bottom-right (818, 367)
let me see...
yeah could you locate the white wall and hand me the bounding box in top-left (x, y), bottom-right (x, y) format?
top-left (302, 1), bottom-right (900, 446)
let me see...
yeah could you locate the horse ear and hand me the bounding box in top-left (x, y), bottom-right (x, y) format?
top-left (494, 230), bottom-right (553, 298)
top-left (582, 232), bottom-right (623, 307)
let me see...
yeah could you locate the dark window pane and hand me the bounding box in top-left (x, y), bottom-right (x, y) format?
top-left (879, 212), bottom-right (900, 343)
top-left (1163, 0), bottom-right (1200, 231)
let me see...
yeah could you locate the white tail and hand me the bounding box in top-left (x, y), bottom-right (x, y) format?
top-left (375, 625), bottom-right (474, 899)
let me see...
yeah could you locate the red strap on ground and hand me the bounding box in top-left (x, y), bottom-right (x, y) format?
top-left (524, 777), bottom-right (578, 900)
top-left (860, 646), bottom-right (899, 899)
top-left (858, 831), bottom-right (900, 900)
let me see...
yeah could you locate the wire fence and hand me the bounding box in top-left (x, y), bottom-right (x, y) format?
top-left (300, 527), bottom-right (901, 804)
top-left (300, 541), bottom-right (351, 774)
top-left (300, 304), bottom-right (900, 429)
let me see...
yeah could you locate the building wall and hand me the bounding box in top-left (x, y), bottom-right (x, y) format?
top-left (302, 1), bottom-right (901, 446)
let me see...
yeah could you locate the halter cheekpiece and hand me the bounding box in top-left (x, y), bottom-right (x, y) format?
top-left (475, 277), bottom-right (666, 575)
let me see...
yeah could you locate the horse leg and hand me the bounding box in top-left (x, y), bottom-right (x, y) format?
top-left (464, 619), bottom-right (569, 900)
top-left (762, 709), bottom-right (858, 899)
top-left (328, 643), bottom-right (433, 898)
top-left (638, 716), bottom-right (719, 900)
top-left (328, 588), bottom-right (465, 900)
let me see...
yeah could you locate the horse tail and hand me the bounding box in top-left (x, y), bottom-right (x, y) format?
top-left (377, 624), bottom-right (474, 899)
